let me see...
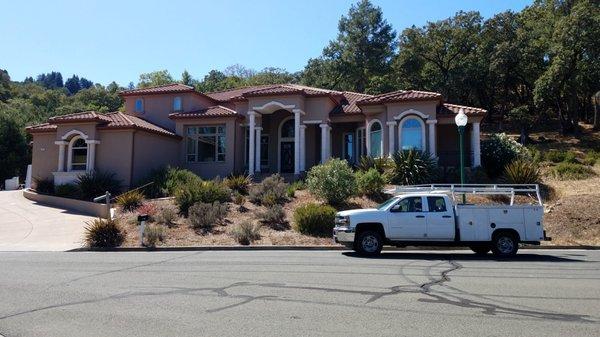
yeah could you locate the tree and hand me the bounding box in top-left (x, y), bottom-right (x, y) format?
top-left (79, 77), bottom-right (94, 89)
top-left (36, 71), bottom-right (64, 89)
top-left (247, 67), bottom-right (297, 86)
top-left (0, 115), bottom-right (28, 183)
top-left (137, 70), bottom-right (174, 88)
top-left (0, 69), bottom-right (11, 102)
top-left (196, 70), bottom-right (243, 92)
top-left (181, 70), bottom-right (193, 86)
top-left (65, 75), bottom-right (81, 95)
top-left (302, 0), bottom-right (396, 92)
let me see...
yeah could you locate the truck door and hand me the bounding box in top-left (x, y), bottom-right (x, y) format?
top-left (425, 196), bottom-right (455, 240)
top-left (388, 196), bottom-right (426, 239)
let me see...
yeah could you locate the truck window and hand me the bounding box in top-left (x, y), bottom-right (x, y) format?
top-left (427, 197), bottom-right (447, 212)
top-left (392, 197), bottom-right (423, 212)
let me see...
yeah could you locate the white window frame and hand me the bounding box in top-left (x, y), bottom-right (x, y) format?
top-left (356, 127), bottom-right (366, 158)
top-left (367, 119), bottom-right (383, 158)
top-left (173, 96), bottom-right (182, 112)
top-left (398, 116), bottom-right (426, 151)
top-left (67, 136), bottom-right (88, 172)
top-left (134, 98), bottom-right (144, 113)
top-left (186, 125), bottom-right (226, 163)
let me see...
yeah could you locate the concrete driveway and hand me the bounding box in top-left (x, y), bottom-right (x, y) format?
top-left (0, 190), bottom-right (93, 251)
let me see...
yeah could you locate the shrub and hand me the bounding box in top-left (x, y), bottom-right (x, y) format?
top-left (248, 174), bottom-right (289, 205)
top-left (545, 150), bottom-right (577, 164)
top-left (188, 202), bottom-right (228, 232)
top-left (231, 221), bottom-right (261, 245)
top-left (116, 190), bottom-right (144, 212)
top-left (137, 166), bottom-right (201, 198)
top-left (76, 170), bottom-right (121, 201)
top-left (286, 180), bottom-right (305, 198)
top-left (307, 159), bottom-right (357, 205)
top-left (466, 167), bottom-right (491, 184)
top-left (356, 156), bottom-right (389, 174)
top-left (389, 150), bottom-right (438, 185)
top-left (143, 224), bottom-right (165, 248)
top-left (356, 168), bottom-right (385, 197)
top-left (292, 203), bottom-right (336, 237)
top-left (154, 204), bottom-right (179, 226)
top-left (583, 150), bottom-right (599, 166)
top-left (54, 183), bottom-right (81, 199)
top-left (34, 177), bottom-right (54, 195)
top-left (551, 162), bottom-right (596, 180)
top-left (232, 192), bottom-right (246, 211)
top-left (481, 133), bottom-right (529, 178)
top-left (137, 202), bottom-right (158, 220)
top-left (83, 218), bottom-right (124, 248)
top-left (224, 174), bottom-right (251, 195)
top-left (258, 204), bottom-right (287, 229)
top-left (175, 179), bottom-right (231, 216)
top-left (502, 160), bottom-right (541, 184)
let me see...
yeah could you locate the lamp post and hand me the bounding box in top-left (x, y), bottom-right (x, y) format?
top-left (454, 108), bottom-right (468, 204)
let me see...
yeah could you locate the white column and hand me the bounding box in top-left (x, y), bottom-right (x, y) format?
top-left (85, 140), bottom-right (100, 171)
top-left (471, 121), bottom-right (481, 167)
top-left (55, 141), bottom-right (67, 172)
top-left (293, 110), bottom-right (301, 175)
top-left (386, 121), bottom-right (396, 157)
top-left (254, 127), bottom-right (262, 173)
top-left (299, 125), bottom-right (306, 171)
top-left (426, 120), bottom-right (437, 158)
top-left (320, 123), bottom-right (329, 164)
top-left (365, 121), bottom-right (371, 157)
top-left (248, 111), bottom-right (256, 175)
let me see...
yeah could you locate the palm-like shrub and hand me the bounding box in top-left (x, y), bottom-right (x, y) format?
top-left (389, 150), bottom-right (438, 185)
top-left (76, 170), bottom-right (121, 201)
top-left (293, 203), bottom-right (336, 237)
top-left (356, 156), bottom-right (389, 174)
top-left (188, 202), bottom-right (228, 232)
top-left (224, 174), bottom-right (251, 195)
top-left (356, 168), bottom-right (385, 197)
top-left (502, 160), bottom-right (541, 184)
top-left (83, 218), bottom-right (124, 248)
top-left (481, 133), bottom-right (530, 178)
top-left (54, 183), bottom-right (81, 199)
top-left (248, 174), bottom-right (289, 205)
top-left (231, 221), bottom-right (261, 245)
top-left (116, 190), bottom-right (144, 212)
top-left (34, 177), bottom-right (55, 195)
top-left (307, 158), bottom-right (357, 205)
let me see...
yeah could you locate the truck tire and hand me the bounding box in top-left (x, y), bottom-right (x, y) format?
top-left (355, 230), bottom-right (383, 256)
top-left (491, 232), bottom-right (519, 257)
top-left (469, 246), bottom-right (490, 255)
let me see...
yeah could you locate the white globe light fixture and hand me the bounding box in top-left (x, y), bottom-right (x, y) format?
top-left (455, 108), bottom-right (468, 203)
top-left (455, 108), bottom-right (468, 127)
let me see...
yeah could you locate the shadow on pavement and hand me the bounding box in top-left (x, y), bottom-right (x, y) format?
top-left (342, 251), bottom-right (585, 262)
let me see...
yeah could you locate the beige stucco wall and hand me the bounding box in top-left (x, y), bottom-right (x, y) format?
top-left (95, 130), bottom-right (134, 188)
top-left (56, 123), bottom-right (97, 141)
top-left (31, 133), bottom-right (59, 181)
top-left (132, 131), bottom-right (181, 184)
top-left (305, 97), bottom-right (336, 122)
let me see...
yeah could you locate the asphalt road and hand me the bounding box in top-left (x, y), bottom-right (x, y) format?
top-left (0, 250), bottom-right (599, 337)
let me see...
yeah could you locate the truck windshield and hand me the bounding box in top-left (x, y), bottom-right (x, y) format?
top-left (377, 197), bottom-right (398, 210)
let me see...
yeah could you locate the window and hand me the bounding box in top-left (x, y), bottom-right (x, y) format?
top-left (369, 121), bottom-right (382, 157)
top-left (134, 98), bottom-right (144, 113)
top-left (392, 197), bottom-right (423, 213)
top-left (69, 137), bottom-right (87, 171)
top-left (281, 119), bottom-right (295, 138)
top-left (186, 125), bottom-right (226, 162)
top-left (357, 127), bottom-right (366, 158)
top-left (400, 118), bottom-right (424, 151)
top-left (260, 135), bottom-right (269, 168)
top-left (173, 97), bottom-right (182, 111)
top-left (343, 133), bottom-right (355, 163)
top-left (427, 197), bottom-right (447, 212)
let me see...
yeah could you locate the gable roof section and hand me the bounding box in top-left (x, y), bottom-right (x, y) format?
top-left (331, 91), bottom-right (373, 115)
top-left (25, 123), bottom-right (57, 133)
top-left (119, 83), bottom-right (196, 96)
top-left (357, 90), bottom-right (442, 105)
top-left (48, 111), bottom-right (112, 124)
top-left (438, 103), bottom-right (487, 116)
top-left (207, 84), bottom-right (344, 102)
top-left (169, 106), bottom-right (240, 119)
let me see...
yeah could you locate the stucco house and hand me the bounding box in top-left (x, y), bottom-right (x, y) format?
top-left (26, 83), bottom-right (486, 188)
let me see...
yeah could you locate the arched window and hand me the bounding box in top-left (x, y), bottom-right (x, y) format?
top-left (369, 121), bottom-right (382, 157)
top-left (280, 118), bottom-right (295, 138)
top-left (135, 98), bottom-right (144, 113)
top-left (400, 117), bottom-right (425, 151)
top-left (69, 137), bottom-right (88, 171)
top-left (173, 97), bottom-right (182, 111)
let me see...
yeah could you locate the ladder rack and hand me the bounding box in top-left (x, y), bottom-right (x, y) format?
top-left (387, 184), bottom-right (542, 206)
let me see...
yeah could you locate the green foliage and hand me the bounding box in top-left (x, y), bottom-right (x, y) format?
top-left (0, 115), bottom-right (28, 183)
top-left (116, 190), bottom-right (144, 212)
top-left (481, 133), bottom-right (529, 178)
top-left (583, 150), bottom-right (599, 166)
top-left (551, 162), bottom-right (596, 180)
top-left (307, 159), bottom-right (357, 205)
top-left (76, 170), bottom-right (121, 201)
top-left (293, 203), bottom-right (336, 237)
top-left (502, 160), bottom-right (541, 184)
top-left (138, 166), bottom-right (202, 198)
top-left (545, 150), bottom-right (577, 164)
top-left (224, 174), bottom-right (251, 195)
top-left (356, 168), bottom-right (385, 197)
top-left (248, 174), bottom-right (289, 205)
top-left (143, 224), bottom-right (165, 248)
top-left (54, 183), bottom-right (81, 199)
top-left (83, 218), bottom-right (124, 248)
top-left (34, 177), bottom-right (55, 195)
top-left (188, 202), bottom-right (228, 232)
top-left (137, 70), bottom-right (174, 88)
top-left (230, 221), bottom-right (262, 245)
top-left (356, 156), bottom-right (389, 174)
top-left (257, 205), bottom-right (287, 229)
top-left (286, 180), bottom-right (305, 198)
top-left (175, 179), bottom-right (231, 216)
top-left (389, 150), bottom-right (438, 185)
top-left (154, 204), bottom-right (179, 226)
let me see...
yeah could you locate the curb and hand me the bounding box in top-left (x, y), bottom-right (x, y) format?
top-left (68, 245), bottom-right (600, 252)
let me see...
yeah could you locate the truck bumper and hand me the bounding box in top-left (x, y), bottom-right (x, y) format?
top-left (333, 226), bottom-right (355, 244)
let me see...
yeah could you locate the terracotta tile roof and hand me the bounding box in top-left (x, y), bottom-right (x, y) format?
top-left (48, 111), bottom-right (112, 123)
top-left (119, 83), bottom-right (195, 96)
top-left (357, 90), bottom-right (442, 105)
top-left (439, 103), bottom-right (487, 116)
top-left (25, 123), bottom-right (57, 133)
top-left (205, 85), bottom-right (276, 101)
top-left (207, 84), bottom-right (343, 102)
top-left (330, 91), bottom-right (373, 115)
top-left (169, 106), bottom-right (239, 119)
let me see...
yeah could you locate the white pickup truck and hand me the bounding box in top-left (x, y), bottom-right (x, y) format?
top-left (333, 184), bottom-right (551, 257)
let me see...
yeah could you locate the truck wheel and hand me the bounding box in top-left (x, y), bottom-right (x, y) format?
top-left (355, 230), bottom-right (383, 256)
top-left (491, 233), bottom-right (519, 257)
top-left (469, 246), bottom-right (490, 255)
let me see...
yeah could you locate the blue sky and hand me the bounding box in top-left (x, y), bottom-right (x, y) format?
top-left (1, 0), bottom-right (531, 86)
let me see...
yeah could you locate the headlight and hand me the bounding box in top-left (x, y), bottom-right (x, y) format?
top-left (335, 215), bottom-right (349, 224)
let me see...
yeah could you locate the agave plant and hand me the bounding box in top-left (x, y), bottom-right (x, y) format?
top-left (76, 170), bottom-right (121, 201)
top-left (356, 156), bottom-right (389, 174)
top-left (502, 159), bottom-right (540, 184)
top-left (389, 150), bottom-right (438, 185)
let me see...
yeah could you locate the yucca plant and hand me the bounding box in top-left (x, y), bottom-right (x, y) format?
top-left (76, 170), bottom-right (121, 201)
top-left (116, 190), bottom-right (144, 212)
top-left (224, 174), bottom-right (251, 195)
top-left (83, 218), bottom-right (124, 248)
top-left (389, 150), bottom-right (438, 185)
top-left (502, 160), bottom-right (541, 184)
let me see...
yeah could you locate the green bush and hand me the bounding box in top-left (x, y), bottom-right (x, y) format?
top-left (286, 180), bottom-right (305, 198)
top-left (231, 221), bottom-right (261, 245)
top-left (248, 174), bottom-right (289, 205)
top-left (116, 190), bottom-right (144, 212)
top-left (502, 160), bottom-right (541, 184)
top-left (307, 159), bottom-right (357, 205)
top-left (583, 150), bottom-right (599, 166)
top-left (188, 202), bottom-right (228, 232)
top-left (551, 162), bottom-right (596, 180)
top-left (143, 224), bottom-right (165, 248)
top-left (224, 174), bottom-right (251, 195)
top-left (258, 204), bottom-right (287, 229)
top-left (293, 203), bottom-right (336, 237)
top-left (545, 150), bottom-right (577, 164)
top-left (54, 183), bottom-right (81, 199)
top-left (481, 133), bottom-right (529, 178)
top-left (76, 170), bottom-right (121, 201)
top-left (232, 192), bottom-right (247, 211)
top-left (356, 156), bottom-right (389, 174)
top-left (389, 150), bottom-right (438, 185)
top-left (34, 177), bottom-right (55, 195)
top-left (175, 179), bottom-right (231, 216)
top-left (83, 218), bottom-right (124, 248)
top-left (137, 166), bottom-right (201, 198)
top-left (154, 204), bottom-right (179, 226)
top-left (356, 168), bottom-right (385, 197)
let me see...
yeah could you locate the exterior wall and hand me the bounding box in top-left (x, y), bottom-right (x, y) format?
top-left (305, 97), bottom-right (336, 122)
top-left (132, 131), bottom-right (180, 184)
top-left (436, 124), bottom-right (472, 167)
top-left (31, 133), bottom-right (59, 181)
top-left (95, 130), bottom-right (135, 189)
top-left (385, 101), bottom-right (438, 121)
top-left (56, 123), bottom-right (97, 141)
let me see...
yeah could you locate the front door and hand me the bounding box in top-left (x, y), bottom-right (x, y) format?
top-left (387, 196), bottom-right (427, 239)
top-left (280, 141), bottom-right (294, 173)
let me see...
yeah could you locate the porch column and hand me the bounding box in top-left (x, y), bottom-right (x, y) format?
top-left (299, 125), bottom-right (306, 171)
top-left (386, 121), bottom-right (396, 157)
top-left (85, 140), bottom-right (100, 171)
top-left (426, 119), bottom-right (437, 157)
top-left (248, 111), bottom-right (256, 175)
top-left (365, 120), bottom-right (371, 156)
top-left (294, 110), bottom-right (301, 175)
top-left (254, 127), bottom-right (262, 173)
top-left (55, 141), bottom-right (68, 172)
top-left (320, 123), bottom-right (329, 163)
top-left (471, 121), bottom-right (481, 167)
